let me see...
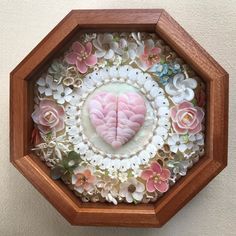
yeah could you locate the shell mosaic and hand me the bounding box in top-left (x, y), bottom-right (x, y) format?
top-left (31, 32), bottom-right (206, 204)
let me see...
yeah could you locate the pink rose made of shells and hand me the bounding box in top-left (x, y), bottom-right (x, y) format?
top-left (32, 99), bottom-right (65, 134)
top-left (170, 101), bottom-right (204, 134)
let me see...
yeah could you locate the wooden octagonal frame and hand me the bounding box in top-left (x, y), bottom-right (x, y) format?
top-left (10, 9), bottom-right (229, 227)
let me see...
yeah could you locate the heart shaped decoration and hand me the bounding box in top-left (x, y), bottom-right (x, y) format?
top-left (88, 92), bottom-right (147, 149)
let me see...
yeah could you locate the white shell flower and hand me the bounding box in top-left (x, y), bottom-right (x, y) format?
top-left (37, 75), bottom-right (57, 96)
top-left (165, 73), bottom-right (197, 103)
top-left (74, 142), bottom-right (88, 155)
top-left (115, 38), bottom-right (138, 62)
top-left (97, 178), bottom-right (118, 204)
top-left (53, 84), bottom-right (73, 104)
top-left (119, 178), bottom-right (145, 203)
top-left (93, 33), bottom-right (119, 60)
top-left (167, 134), bottom-right (188, 153)
top-left (188, 132), bottom-right (204, 151)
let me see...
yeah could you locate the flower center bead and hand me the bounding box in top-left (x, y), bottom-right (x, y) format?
top-left (128, 184), bottom-right (136, 193)
top-left (44, 111), bottom-right (57, 123)
top-left (153, 174), bottom-right (160, 183)
top-left (183, 113), bottom-right (192, 123)
top-left (103, 44), bottom-right (110, 51)
top-left (77, 174), bottom-right (87, 185)
top-left (148, 54), bottom-right (159, 63)
top-left (79, 51), bottom-right (88, 60)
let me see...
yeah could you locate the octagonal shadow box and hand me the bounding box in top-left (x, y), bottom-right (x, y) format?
top-left (10, 9), bottom-right (229, 227)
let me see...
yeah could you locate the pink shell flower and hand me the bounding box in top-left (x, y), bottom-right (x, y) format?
top-left (141, 162), bottom-right (171, 193)
top-left (32, 99), bottom-right (65, 134)
top-left (139, 44), bottom-right (161, 70)
top-left (74, 168), bottom-right (96, 193)
top-left (65, 41), bottom-right (97, 74)
top-left (170, 101), bottom-right (204, 134)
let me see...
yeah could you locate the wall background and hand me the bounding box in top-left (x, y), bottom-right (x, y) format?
top-left (0, 0), bottom-right (235, 235)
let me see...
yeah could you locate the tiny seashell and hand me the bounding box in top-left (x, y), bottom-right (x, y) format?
top-left (128, 68), bottom-right (142, 81)
top-left (73, 78), bottom-right (83, 88)
top-left (65, 116), bottom-right (77, 126)
top-left (163, 144), bottom-right (170, 153)
top-left (81, 196), bottom-right (90, 202)
top-left (99, 158), bottom-right (111, 170)
top-left (144, 80), bottom-right (158, 91)
top-left (119, 159), bottom-right (131, 172)
top-left (118, 65), bottom-right (132, 78)
top-left (74, 142), bottom-right (88, 155)
top-left (138, 150), bottom-right (150, 164)
top-left (84, 150), bottom-right (94, 161)
top-left (63, 77), bottom-right (74, 86)
top-left (146, 143), bottom-right (157, 157)
top-left (99, 68), bottom-right (110, 80)
top-left (66, 126), bottom-right (79, 136)
top-left (158, 107), bottom-right (170, 117)
top-left (155, 127), bottom-right (168, 140)
top-left (136, 74), bottom-right (148, 86)
top-left (155, 96), bottom-right (169, 107)
top-left (150, 86), bottom-right (160, 98)
top-left (68, 135), bottom-right (83, 145)
top-left (108, 66), bottom-right (119, 77)
top-left (158, 117), bottom-right (170, 129)
top-left (91, 195), bottom-right (100, 202)
top-left (90, 71), bottom-right (103, 85)
top-left (83, 77), bottom-right (95, 89)
top-left (50, 166), bottom-right (65, 180)
top-left (152, 135), bottom-right (164, 148)
top-left (130, 155), bottom-right (141, 170)
top-left (65, 105), bottom-right (77, 115)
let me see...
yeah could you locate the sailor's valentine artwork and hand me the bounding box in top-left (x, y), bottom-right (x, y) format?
top-left (10, 10), bottom-right (228, 227)
top-left (31, 31), bottom-right (205, 204)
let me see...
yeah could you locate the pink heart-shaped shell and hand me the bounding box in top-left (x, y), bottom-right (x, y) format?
top-left (88, 92), bottom-right (146, 149)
